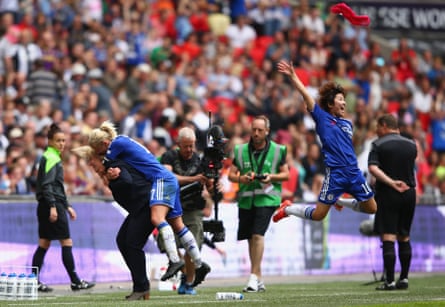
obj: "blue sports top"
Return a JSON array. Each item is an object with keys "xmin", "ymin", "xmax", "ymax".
[
  {"xmin": 104, "ymin": 135, "xmax": 174, "ymax": 181},
  {"xmin": 311, "ymin": 104, "xmax": 358, "ymax": 168}
]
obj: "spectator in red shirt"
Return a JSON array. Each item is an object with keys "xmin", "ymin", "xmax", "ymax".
[
  {"xmin": 16, "ymin": 11, "xmax": 38, "ymax": 41},
  {"xmin": 391, "ymin": 38, "xmax": 416, "ymax": 83},
  {"xmin": 172, "ymin": 32, "xmax": 202, "ymax": 63},
  {"xmin": 189, "ymin": 1, "xmax": 210, "ymax": 38}
]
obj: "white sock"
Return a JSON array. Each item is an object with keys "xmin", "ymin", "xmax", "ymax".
[
  {"xmin": 337, "ymin": 197, "xmax": 362, "ymax": 212},
  {"xmin": 248, "ymin": 273, "xmax": 258, "ymax": 283},
  {"xmin": 286, "ymin": 205, "xmax": 315, "ymax": 220},
  {"xmin": 178, "ymin": 227, "xmax": 202, "ymax": 268},
  {"xmin": 158, "ymin": 223, "xmax": 181, "ymax": 263}
]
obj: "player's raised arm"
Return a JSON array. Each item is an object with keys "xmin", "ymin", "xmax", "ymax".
[{"xmin": 277, "ymin": 60, "xmax": 315, "ymax": 112}]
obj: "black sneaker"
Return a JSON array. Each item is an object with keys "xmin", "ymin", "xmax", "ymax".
[
  {"xmin": 38, "ymin": 282, "xmax": 53, "ymax": 292},
  {"xmin": 125, "ymin": 290, "xmax": 150, "ymax": 300},
  {"xmin": 376, "ymin": 281, "xmax": 396, "ymax": 291},
  {"xmin": 192, "ymin": 262, "xmax": 211, "ymax": 287},
  {"xmin": 71, "ymin": 280, "xmax": 95, "ymax": 291},
  {"xmin": 161, "ymin": 260, "xmax": 185, "ymax": 281},
  {"xmin": 396, "ymin": 278, "xmax": 409, "ymax": 290}
]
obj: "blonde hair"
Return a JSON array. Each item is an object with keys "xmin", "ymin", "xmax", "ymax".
[
  {"xmin": 88, "ymin": 120, "xmax": 118, "ymax": 147},
  {"xmin": 71, "ymin": 145, "xmax": 96, "ymax": 161}
]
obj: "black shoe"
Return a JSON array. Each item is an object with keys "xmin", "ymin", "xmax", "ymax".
[
  {"xmin": 161, "ymin": 260, "xmax": 185, "ymax": 281},
  {"xmin": 396, "ymin": 278, "xmax": 409, "ymax": 290},
  {"xmin": 38, "ymin": 282, "xmax": 53, "ymax": 292},
  {"xmin": 71, "ymin": 280, "xmax": 95, "ymax": 291},
  {"xmin": 192, "ymin": 262, "xmax": 211, "ymax": 287},
  {"xmin": 376, "ymin": 281, "xmax": 396, "ymax": 291},
  {"xmin": 125, "ymin": 290, "xmax": 150, "ymax": 300}
]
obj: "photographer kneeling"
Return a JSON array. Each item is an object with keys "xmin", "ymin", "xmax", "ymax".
[{"xmin": 160, "ymin": 127, "xmax": 212, "ymax": 295}]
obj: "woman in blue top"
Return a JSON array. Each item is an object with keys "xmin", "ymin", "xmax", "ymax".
[
  {"xmin": 273, "ymin": 60, "xmax": 377, "ymax": 222},
  {"xmin": 88, "ymin": 121, "xmax": 210, "ymax": 286}
]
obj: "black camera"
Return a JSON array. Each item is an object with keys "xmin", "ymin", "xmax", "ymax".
[
  {"xmin": 201, "ymin": 121, "xmax": 227, "ymax": 242},
  {"xmin": 201, "ymin": 125, "xmax": 227, "ymax": 179},
  {"xmin": 254, "ymin": 174, "xmax": 267, "ymax": 180},
  {"xmin": 203, "ymin": 220, "xmax": 225, "ymax": 242},
  {"xmin": 180, "ymin": 181, "xmax": 205, "ymax": 211}
]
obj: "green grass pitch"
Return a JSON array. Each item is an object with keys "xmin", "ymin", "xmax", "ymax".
[{"xmin": 1, "ymin": 274, "xmax": 444, "ymax": 307}]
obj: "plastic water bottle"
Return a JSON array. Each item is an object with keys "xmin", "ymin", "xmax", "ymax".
[
  {"xmin": 23, "ymin": 274, "xmax": 33, "ymax": 300},
  {"xmin": 16, "ymin": 274, "xmax": 26, "ymax": 300},
  {"xmin": 0, "ymin": 272, "xmax": 7, "ymax": 299},
  {"xmin": 6, "ymin": 273, "xmax": 17, "ymax": 300},
  {"xmin": 216, "ymin": 292, "xmax": 244, "ymax": 300},
  {"xmin": 157, "ymin": 266, "xmax": 179, "ymax": 291},
  {"xmin": 25, "ymin": 273, "xmax": 38, "ymax": 300}
]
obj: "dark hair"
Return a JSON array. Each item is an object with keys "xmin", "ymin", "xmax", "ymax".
[
  {"xmin": 377, "ymin": 114, "xmax": 398, "ymax": 130},
  {"xmin": 47, "ymin": 123, "xmax": 62, "ymax": 140},
  {"xmin": 318, "ymin": 82, "xmax": 346, "ymax": 112}
]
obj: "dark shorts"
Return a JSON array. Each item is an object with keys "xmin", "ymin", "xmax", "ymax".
[
  {"xmin": 374, "ymin": 187, "xmax": 416, "ymax": 236},
  {"xmin": 237, "ymin": 206, "xmax": 276, "ymax": 241},
  {"xmin": 37, "ymin": 203, "xmax": 70, "ymax": 240}
]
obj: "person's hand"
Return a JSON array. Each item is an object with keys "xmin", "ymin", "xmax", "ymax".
[
  {"xmin": 196, "ymin": 174, "xmax": 207, "ymax": 185},
  {"xmin": 205, "ymin": 178, "xmax": 214, "ymax": 193},
  {"xmin": 277, "ymin": 60, "xmax": 297, "ymax": 78},
  {"xmin": 49, "ymin": 207, "xmax": 58, "ymax": 223},
  {"xmin": 392, "ymin": 180, "xmax": 410, "ymax": 193},
  {"xmin": 67, "ymin": 207, "xmax": 77, "ymax": 221},
  {"xmin": 260, "ymin": 173, "xmax": 271, "ymax": 184},
  {"xmin": 240, "ymin": 173, "xmax": 254, "ymax": 184},
  {"xmin": 106, "ymin": 167, "xmax": 121, "ymax": 180}
]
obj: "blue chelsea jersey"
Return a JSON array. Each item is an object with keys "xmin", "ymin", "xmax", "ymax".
[
  {"xmin": 105, "ymin": 135, "xmax": 174, "ymax": 181},
  {"xmin": 311, "ymin": 104, "xmax": 358, "ymax": 168}
]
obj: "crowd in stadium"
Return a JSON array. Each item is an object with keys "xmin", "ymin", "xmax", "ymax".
[{"xmin": 0, "ymin": 0, "xmax": 444, "ymax": 205}]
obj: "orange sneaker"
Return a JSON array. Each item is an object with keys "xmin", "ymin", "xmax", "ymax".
[{"xmin": 273, "ymin": 200, "xmax": 292, "ymax": 223}]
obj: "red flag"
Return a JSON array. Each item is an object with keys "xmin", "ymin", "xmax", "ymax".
[{"xmin": 330, "ymin": 3, "xmax": 370, "ymax": 27}]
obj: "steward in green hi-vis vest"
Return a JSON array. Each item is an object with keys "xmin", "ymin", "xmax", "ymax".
[{"xmin": 233, "ymin": 140, "xmax": 287, "ymax": 210}]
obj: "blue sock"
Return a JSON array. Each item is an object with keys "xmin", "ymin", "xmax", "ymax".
[
  {"xmin": 157, "ymin": 221, "xmax": 169, "ymax": 230},
  {"xmin": 304, "ymin": 207, "xmax": 315, "ymax": 219}
]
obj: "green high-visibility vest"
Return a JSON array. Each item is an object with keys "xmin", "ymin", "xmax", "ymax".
[{"xmin": 233, "ymin": 141, "xmax": 286, "ymax": 209}]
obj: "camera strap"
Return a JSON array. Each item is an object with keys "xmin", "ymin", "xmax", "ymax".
[{"xmin": 248, "ymin": 139, "xmax": 270, "ymax": 175}]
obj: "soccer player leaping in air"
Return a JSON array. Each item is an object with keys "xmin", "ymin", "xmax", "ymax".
[{"xmin": 273, "ymin": 60, "xmax": 377, "ymax": 222}]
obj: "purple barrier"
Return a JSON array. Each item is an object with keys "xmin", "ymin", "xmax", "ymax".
[
  {"xmin": 0, "ymin": 199, "xmax": 160, "ymax": 284},
  {"xmin": 0, "ymin": 199, "xmax": 444, "ymax": 284}
]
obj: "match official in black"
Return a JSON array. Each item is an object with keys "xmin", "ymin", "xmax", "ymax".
[{"xmin": 368, "ymin": 114, "xmax": 417, "ymax": 291}]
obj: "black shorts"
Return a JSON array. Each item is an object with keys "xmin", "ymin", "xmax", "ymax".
[
  {"xmin": 374, "ymin": 187, "xmax": 416, "ymax": 236},
  {"xmin": 37, "ymin": 203, "xmax": 71, "ymax": 240},
  {"xmin": 237, "ymin": 206, "xmax": 276, "ymax": 241}
]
